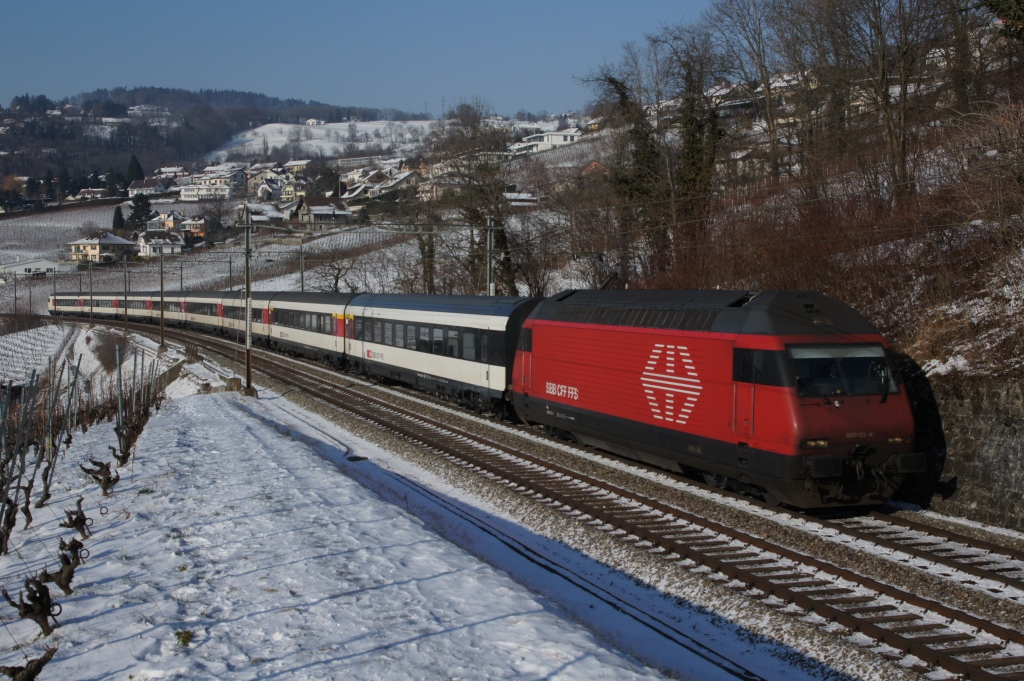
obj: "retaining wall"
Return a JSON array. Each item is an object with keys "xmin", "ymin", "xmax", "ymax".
[{"xmin": 900, "ymin": 374, "xmax": 1024, "ymax": 531}]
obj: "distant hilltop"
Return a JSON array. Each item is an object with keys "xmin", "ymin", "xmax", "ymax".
[{"xmin": 68, "ymin": 86, "xmax": 430, "ymax": 123}]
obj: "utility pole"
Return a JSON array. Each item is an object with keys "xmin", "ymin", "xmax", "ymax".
[
  {"xmin": 123, "ymin": 254, "xmax": 129, "ymax": 334},
  {"xmin": 179, "ymin": 258, "xmax": 183, "ymax": 290},
  {"xmin": 242, "ymin": 221, "xmax": 257, "ymax": 397},
  {"xmin": 228, "ymin": 255, "xmax": 233, "ymax": 290},
  {"xmin": 88, "ymin": 261, "xmax": 93, "ymax": 326},
  {"xmin": 299, "ymin": 238, "xmax": 304, "ymax": 293},
  {"xmin": 159, "ymin": 252, "xmax": 166, "ymax": 351},
  {"xmin": 485, "ymin": 216, "xmax": 495, "ymax": 297},
  {"xmin": 11, "ymin": 272, "xmax": 16, "ymax": 315}
]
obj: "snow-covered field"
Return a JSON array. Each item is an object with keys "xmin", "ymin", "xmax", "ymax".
[
  {"xmin": 206, "ymin": 121, "xmax": 431, "ymax": 162},
  {"xmin": 0, "ymin": 205, "xmax": 117, "ymax": 263},
  {"xmin": 0, "ymin": 325, "xmax": 74, "ymax": 385}
]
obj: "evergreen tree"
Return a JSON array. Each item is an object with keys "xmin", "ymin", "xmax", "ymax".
[
  {"xmin": 985, "ymin": 0, "xmax": 1024, "ymax": 41},
  {"xmin": 56, "ymin": 166, "xmax": 72, "ymax": 200},
  {"xmin": 126, "ymin": 193, "xmax": 152, "ymax": 233},
  {"xmin": 112, "ymin": 205, "xmax": 126, "ymax": 236},
  {"xmin": 126, "ymin": 154, "xmax": 145, "ymax": 183}
]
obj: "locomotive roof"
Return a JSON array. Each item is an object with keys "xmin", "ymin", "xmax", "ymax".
[
  {"xmin": 350, "ymin": 293, "xmax": 541, "ymax": 317},
  {"xmin": 530, "ymin": 290, "xmax": 879, "ymax": 336}
]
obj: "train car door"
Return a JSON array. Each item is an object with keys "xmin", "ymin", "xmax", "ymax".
[
  {"xmin": 732, "ymin": 347, "xmax": 754, "ymax": 439},
  {"xmin": 734, "ymin": 383, "xmax": 754, "ymax": 438}
]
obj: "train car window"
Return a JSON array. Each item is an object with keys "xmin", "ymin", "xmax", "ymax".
[
  {"xmin": 385, "ymin": 322, "xmax": 394, "ymax": 346},
  {"xmin": 462, "ymin": 330, "xmax": 476, "ymax": 361},
  {"xmin": 354, "ymin": 318, "xmax": 363, "ymax": 340},
  {"xmin": 224, "ymin": 306, "xmax": 243, "ymax": 320},
  {"xmin": 395, "ymin": 324, "xmax": 404, "ymax": 348},
  {"xmin": 418, "ymin": 326, "xmax": 430, "ymax": 352},
  {"xmin": 373, "ymin": 321, "xmax": 382, "ymax": 344},
  {"xmin": 481, "ymin": 332, "xmax": 489, "ymax": 363},
  {"xmin": 432, "ymin": 327, "xmax": 444, "ymax": 354},
  {"xmin": 407, "ymin": 325, "xmax": 416, "ymax": 350},
  {"xmin": 446, "ymin": 329, "xmax": 459, "ymax": 357},
  {"xmin": 164, "ymin": 302, "xmax": 181, "ymax": 312}
]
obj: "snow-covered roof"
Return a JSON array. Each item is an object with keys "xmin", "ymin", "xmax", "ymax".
[{"xmin": 68, "ymin": 232, "xmax": 136, "ymax": 246}]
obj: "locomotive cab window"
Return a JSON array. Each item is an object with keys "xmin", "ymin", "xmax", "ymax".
[{"xmin": 789, "ymin": 344, "xmax": 898, "ymax": 397}]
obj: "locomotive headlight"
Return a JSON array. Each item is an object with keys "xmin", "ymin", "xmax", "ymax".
[
  {"xmin": 887, "ymin": 436, "xmax": 909, "ymax": 445},
  {"xmin": 802, "ymin": 439, "xmax": 829, "ymax": 449}
]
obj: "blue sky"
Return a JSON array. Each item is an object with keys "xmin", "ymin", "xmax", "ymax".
[{"xmin": 0, "ymin": 0, "xmax": 709, "ymax": 117}]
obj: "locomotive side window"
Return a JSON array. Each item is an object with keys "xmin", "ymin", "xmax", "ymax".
[
  {"xmin": 789, "ymin": 344, "xmax": 898, "ymax": 397},
  {"xmin": 517, "ymin": 328, "xmax": 532, "ymax": 352},
  {"xmin": 733, "ymin": 349, "xmax": 791, "ymax": 386}
]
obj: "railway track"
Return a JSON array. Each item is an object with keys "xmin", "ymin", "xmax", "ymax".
[{"xmin": 101, "ymin": 321, "xmax": 1024, "ymax": 679}]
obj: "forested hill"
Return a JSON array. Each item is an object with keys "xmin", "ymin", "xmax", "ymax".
[
  {"xmin": 0, "ymin": 87, "xmax": 429, "ymax": 182},
  {"xmin": 70, "ymin": 87, "xmax": 429, "ymax": 123}
]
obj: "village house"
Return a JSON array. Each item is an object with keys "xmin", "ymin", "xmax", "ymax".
[
  {"xmin": 509, "ymin": 128, "xmax": 583, "ymax": 156},
  {"xmin": 68, "ymin": 232, "xmax": 137, "ymax": 262},
  {"xmin": 256, "ymin": 178, "xmax": 284, "ymax": 201},
  {"xmin": 280, "ymin": 178, "xmax": 310, "ymax": 202},
  {"xmin": 367, "ymin": 170, "xmax": 422, "ymax": 198},
  {"xmin": 127, "ymin": 179, "xmax": 169, "ymax": 197},
  {"xmin": 283, "ymin": 160, "xmax": 311, "ymax": 175},
  {"xmin": 73, "ymin": 188, "xmax": 111, "ymax": 201},
  {"xmin": 0, "ymin": 258, "xmax": 60, "ymax": 278},
  {"xmin": 148, "ymin": 211, "xmax": 187, "ymax": 231},
  {"xmin": 153, "ymin": 166, "xmax": 190, "ymax": 180},
  {"xmin": 291, "ymin": 197, "xmax": 352, "ymax": 231},
  {"xmin": 179, "ymin": 217, "xmax": 207, "ymax": 243},
  {"xmin": 239, "ymin": 203, "xmax": 286, "ymax": 228},
  {"xmin": 246, "ymin": 166, "xmax": 285, "ymax": 195},
  {"xmin": 180, "ymin": 184, "xmax": 233, "ymax": 201},
  {"xmin": 136, "ymin": 230, "xmax": 185, "ymax": 258}
]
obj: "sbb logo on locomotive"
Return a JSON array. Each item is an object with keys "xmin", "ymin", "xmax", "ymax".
[{"xmin": 642, "ymin": 343, "xmax": 703, "ymax": 425}]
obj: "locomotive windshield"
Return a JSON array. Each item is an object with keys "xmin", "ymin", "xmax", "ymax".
[{"xmin": 789, "ymin": 344, "xmax": 898, "ymax": 397}]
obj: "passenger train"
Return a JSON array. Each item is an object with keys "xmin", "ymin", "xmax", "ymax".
[{"xmin": 50, "ymin": 288, "xmax": 924, "ymax": 509}]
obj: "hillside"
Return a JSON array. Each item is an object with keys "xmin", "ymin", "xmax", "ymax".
[{"xmin": 0, "ymin": 87, "xmax": 429, "ymax": 182}]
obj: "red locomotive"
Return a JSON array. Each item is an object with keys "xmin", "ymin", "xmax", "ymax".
[{"xmin": 512, "ymin": 290, "xmax": 924, "ymax": 508}]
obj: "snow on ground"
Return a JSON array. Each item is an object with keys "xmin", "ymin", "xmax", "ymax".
[
  {"xmin": 0, "ymin": 325, "xmax": 74, "ymax": 385},
  {"xmin": 0, "ymin": 355, "xmax": 868, "ymax": 680},
  {"xmin": 206, "ymin": 121, "xmax": 430, "ymax": 162},
  {"xmin": 0, "ymin": 205, "xmax": 116, "ymax": 263}
]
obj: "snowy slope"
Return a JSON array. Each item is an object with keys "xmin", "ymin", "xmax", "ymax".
[{"xmin": 0, "ymin": 362, "xmax": 877, "ymax": 680}]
